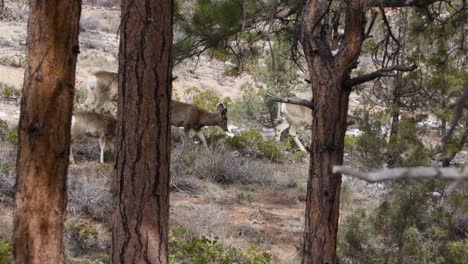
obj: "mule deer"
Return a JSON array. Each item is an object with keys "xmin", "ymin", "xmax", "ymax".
[
  {"xmin": 171, "ymin": 101, "xmax": 228, "ymax": 147},
  {"xmin": 70, "ymin": 111, "xmax": 117, "ymax": 164},
  {"xmin": 83, "ymin": 70, "xmax": 118, "ymax": 111},
  {"xmin": 275, "ymin": 100, "xmax": 357, "ymax": 152},
  {"xmin": 275, "ymin": 102, "xmax": 312, "ymax": 152}
]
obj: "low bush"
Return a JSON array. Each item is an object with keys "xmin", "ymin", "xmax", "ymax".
[
  {"xmin": 80, "ymin": 16, "xmax": 102, "ymax": 31},
  {"xmin": 225, "ymin": 129, "xmax": 283, "ymax": 161},
  {"xmin": 65, "ymin": 218, "xmax": 100, "ymax": 255},
  {"xmin": 0, "ymin": 83, "xmax": 21, "ymax": 99},
  {"xmin": 0, "ymin": 56, "xmax": 25, "ymax": 68},
  {"xmin": 67, "ymin": 165, "xmax": 113, "ymax": 221},
  {"xmin": 171, "ymin": 143, "xmax": 273, "ymax": 185},
  {"xmin": 0, "ymin": 235, "xmax": 11, "ymax": 264},
  {"xmin": 169, "ymin": 226, "xmax": 271, "ymax": 264}
]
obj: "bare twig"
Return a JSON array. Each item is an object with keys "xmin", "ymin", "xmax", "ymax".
[{"xmin": 333, "ymin": 166, "xmax": 468, "ymax": 183}]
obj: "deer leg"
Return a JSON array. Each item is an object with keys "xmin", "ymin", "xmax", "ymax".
[
  {"xmin": 275, "ymin": 120, "xmax": 290, "ymax": 141},
  {"xmin": 99, "ymin": 136, "xmax": 105, "ymax": 164},
  {"xmin": 289, "ymin": 125, "xmax": 307, "ymax": 152},
  {"xmin": 69, "ymin": 144, "xmax": 75, "ymax": 164},
  {"xmin": 195, "ymin": 130, "xmax": 208, "ymax": 148},
  {"xmin": 183, "ymin": 127, "xmax": 191, "ymax": 146}
]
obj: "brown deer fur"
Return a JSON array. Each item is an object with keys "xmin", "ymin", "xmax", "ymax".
[
  {"xmin": 83, "ymin": 70, "xmax": 118, "ymax": 111},
  {"xmin": 70, "ymin": 111, "xmax": 116, "ymax": 164},
  {"xmin": 171, "ymin": 100, "xmax": 228, "ymax": 146}
]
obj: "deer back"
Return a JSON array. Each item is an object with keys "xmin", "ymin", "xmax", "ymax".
[
  {"xmin": 171, "ymin": 101, "xmax": 228, "ymax": 131},
  {"xmin": 71, "ymin": 111, "xmax": 117, "ymax": 140},
  {"xmin": 282, "ymin": 103, "xmax": 313, "ymax": 127},
  {"xmin": 84, "ymin": 71, "xmax": 118, "ymax": 109}
]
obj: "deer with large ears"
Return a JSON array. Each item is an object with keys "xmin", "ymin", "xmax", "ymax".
[
  {"xmin": 83, "ymin": 70, "xmax": 118, "ymax": 111},
  {"xmin": 70, "ymin": 111, "xmax": 116, "ymax": 164},
  {"xmin": 171, "ymin": 100, "xmax": 228, "ymax": 147}
]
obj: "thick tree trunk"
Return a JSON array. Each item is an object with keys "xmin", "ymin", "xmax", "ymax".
[
  {"xmin": 13, "ymin": 1, "xmax": 81, "ymax": 263},
  {"xmin": 301, "ymin": 73, "xmax": 351, "ymax": 264},
  {"xmin": 111, "ymin": 0, "xmax": 173, "ymax": 263},
  {"xmin": 300, "ymin": 0, "xmax": 364, "ymax": 263}
]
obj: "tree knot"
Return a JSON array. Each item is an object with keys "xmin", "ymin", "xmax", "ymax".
[{"xmin": 27, "ymin": 121, "xmax": 41, "ymax": 134}]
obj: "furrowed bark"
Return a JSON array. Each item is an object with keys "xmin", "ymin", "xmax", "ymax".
[
  {"xmin": 111, "ymin": 0, "xmax": 173, "ymax": 263},
  {"xmin": 300, "ymin": 0, "xmax": 364, "ymax": 263},
  {"xmin": 13, "ymin": 0, "xmax": 82, "ymax": 263}
]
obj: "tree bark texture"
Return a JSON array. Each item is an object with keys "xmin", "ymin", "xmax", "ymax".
[
  {"xmin": 111, "ymin": 0, "xmax": 173, "ymax": 263},
  {"xmin": 300, "ymin": 0, "xmax": 365, "ymax": 263},
  {"xmin": 13, "ymin": 1, "xmax": 82, "ymax": 263}
]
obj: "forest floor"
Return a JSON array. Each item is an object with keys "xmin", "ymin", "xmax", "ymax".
[{"xmin": 1, "ymin": 2, "xmax": 466, "ymax": 263}]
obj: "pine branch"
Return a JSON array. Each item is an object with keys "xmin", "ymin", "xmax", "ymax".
[
  {"xmin": 344, "ymin": 64, "xmax": 417, "ymax": 88},
  {"xmin": 368, "ymin": 0, "xmax": 438, "ymax": 8},
  {"xmin": 269, "ymin": 96, "xmax": 314, "ymax": 109},
  {"xmin": 333, "ymin": 166, "xmax": 468, "ymax": 182}
]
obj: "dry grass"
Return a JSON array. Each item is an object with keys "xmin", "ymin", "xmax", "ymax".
[
  {"xmin": 0, "ymin": 1, "xmax": 28, "ymax": 22},
  {"xmin": 171, "ymin": 143, "xmax": 274, "ymax": 187},
  {"xmin": 67, "ymin": 163, "xmax": 113, "ymax": 222},
  {"xmin": 80, "ymin": 15, "xmax": 103, "ymax": 32}
]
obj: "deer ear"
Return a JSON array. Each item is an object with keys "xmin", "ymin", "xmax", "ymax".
[
  {"xmin": 217, "ymin": 103, "xmax": 225, "ymax": 113},
  {"xmin": 221, "ymin": 108, "xmax": 227, "ymax": 116}
]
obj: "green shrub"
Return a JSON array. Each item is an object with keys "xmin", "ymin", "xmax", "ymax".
[
  {"xmin": 205, "ymin": 128, "xmax": 228, "ymax": 146},
  {"xmin": 225, "ymin": 128, "xmax": 283, "ymax": 161},
  {"xmin": 65, "ymin": 219, "xmax": 99, "ymax": 252},
  {"xmin": 293, "ymin": 151, "xmax": 307, "ymax": 161},
  {"xmin": 229, "ymin": 83, "xmax": 270, "ymax": 127},
  {"xmin": 338, "ymin": 180, "xmax": 465, "ymax": 263},
  {"xmin": 184, "ymin": 87, "xmax": 231, "ymax": 112},
  {"xmin": 344, "ymin": 135, "xmax": 359, "ymax": 152},
  {"xmin": 0, "ymin": 235, "xmax": 11, "ymax": 264},
  {"xmin": 236, "ymin": 192, "xmax": 255, "ymax": 204},
  {"xmin": 0, "ymin": 56, "xmax": 25, "ymax": 68},
  {"xmin": 210, "ymin": 47, "xmax": 231, "ymax": 62},
  {"xmin": 4, "ymin": 128, "xmax": 18, "ymax": 145},
  {"xmin": 169, "ymin": 226, "xmax": 271, "ymax": 264},
  {"xmin": 443, "ymin": 239, "xmax": 468, "ymax": 264},
  {"xmin": 0, "ymin": 83, "xmax": 21, "ymax": 98},
  {"xmin": 223, "ymin": 66, "xmax": 241, "ymax": 77}
]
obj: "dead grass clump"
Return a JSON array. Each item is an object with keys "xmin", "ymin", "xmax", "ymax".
[
  {"xmin": 67, "ymin": 164, "xmax": 113, "ymax": 222},
  {"xmin": 194, "ymin": 144, "xmax": 273, "ymax": 185},
  {"xmin": 80, "ymin": 15, "xmax": 102, "ymax": 31},
  {"xmin": 175, "ymin": 203, "xmax": 226, "ymax": 238},
  {"xmin": 0, "ymin": 2, "xmax": 28, "ymax": 22},
  {"xmin": 83, "ymin": 0, "xmax": 119, "ymax": 8},
  {"xmin": 0, "ymin": 142, "xmax": 16, "ymax": 204},
  {"xmin": 171, "ymin": 143, "xmax": 274, "ymax": 185}
]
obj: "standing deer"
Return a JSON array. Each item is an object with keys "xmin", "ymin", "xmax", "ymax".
[
  {"xmin": 275, "ymin": 102, "xmax": 312, "ymax": 152},
  {"xmin": 171, "ymin": 101, "xmax": 228, "ymax": 147},
  {"xmin": 83, "ymin": 70, "xmax": 118, "ymax": 111},
  {"xmin": 275, "ymin": 100, "xmax": 357, "ymax": 152},
  {"xmin": 70, "ymin": 111, "xmax": 117, "ymax": 164}
]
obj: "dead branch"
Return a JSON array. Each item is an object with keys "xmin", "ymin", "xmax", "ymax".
[
  {"xmin": 344, "ymin": 64, "xmax": 417, "ymax": 88},
  {"xmin": 368, "ymin": 0, "xmax": 438, "ymax": 8},
  {"xmin": 269, "ymin": 96, "xmax": 314, "ymax": 109},
  {"xmin": 333, "ymin": 165, "xmax": 468, "ymax": 183}
]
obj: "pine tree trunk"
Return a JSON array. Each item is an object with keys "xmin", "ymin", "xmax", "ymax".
[
  {"xmin": 300, "ymin": 0, "xmax": 364, "ymax": 262},
  {"xmin": 111, "ymin": 0, "xmax": 173, "ymax": 263},
  {"xmin": 301, "ymin": 70, "xmax": 351, "ymax": 264},
  {"xmin": 13, "ymin": 1, "xmax": 82, "ymax": 263}
]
